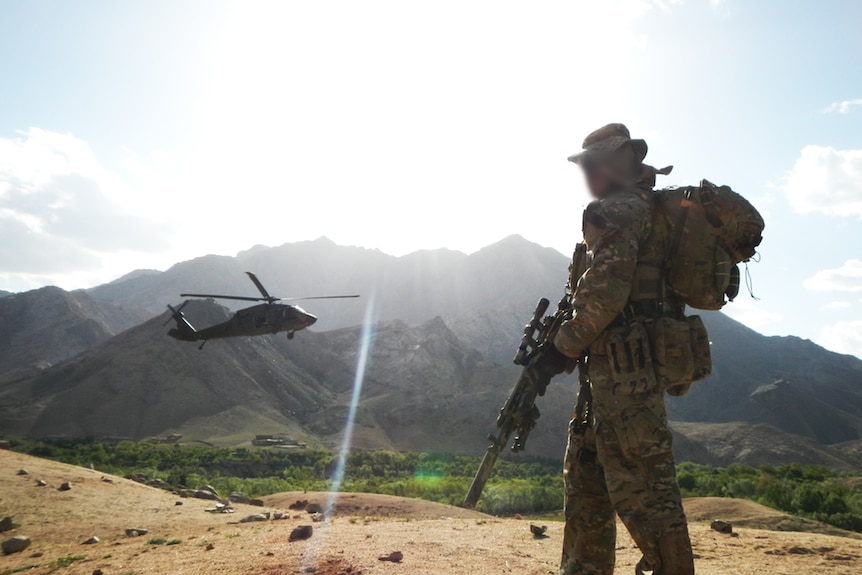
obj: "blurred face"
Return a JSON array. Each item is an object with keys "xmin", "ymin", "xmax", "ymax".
[{"xmin": 582, "ymin": 161, "xmax": 613, "ymax": 199}]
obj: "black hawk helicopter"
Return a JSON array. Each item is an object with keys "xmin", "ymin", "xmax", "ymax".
[{"xmin": 166, "ymin": 272, "xmax": 359, "ymax": 349}]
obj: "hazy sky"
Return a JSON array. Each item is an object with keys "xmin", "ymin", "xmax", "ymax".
[{"xmin": 1, "ymin": 0, "xmax": 861, "ymax": 358}]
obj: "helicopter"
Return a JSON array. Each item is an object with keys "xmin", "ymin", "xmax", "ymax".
[{"xmin": 166, "ymin": 272, "xmax": 359, "ymax": 349}]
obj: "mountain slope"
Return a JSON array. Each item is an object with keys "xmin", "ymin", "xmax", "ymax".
[
  {"xmin": 87, "ymin": 235, "xmax": 569, "ymax": 332},
  {"xmin": 667, "ymin": 312, "xmax": 862, "ymax": 444},
  {"xmin": 0, "ymin": 286, "xmax": 147, "ymax": 377},
  {"xmin": 0, "ymin": 300, "xmax": 579, "ymax": 458}
]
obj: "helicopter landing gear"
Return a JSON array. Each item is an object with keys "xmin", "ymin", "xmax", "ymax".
[{"xmin": 287, "ymin": 331, "xmax": 295, "ymax": 340}]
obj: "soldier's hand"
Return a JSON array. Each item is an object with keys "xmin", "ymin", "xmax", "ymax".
[{"xmin": 528, "ymin": 344, "xmax": 570, "ymax": 396}]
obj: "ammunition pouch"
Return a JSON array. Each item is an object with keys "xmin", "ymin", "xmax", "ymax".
[
  {"xmin": 651, "ymin": 315, "xmax": 711, "ymax": 396},
  {"xmin": 605, "ymin": 321, "xmax": 658, "ymax": 395}
]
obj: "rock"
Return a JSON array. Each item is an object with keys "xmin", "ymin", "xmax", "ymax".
[
  {"xmin": 2, "ymin": 536, "xmax": 31, "ymax": 554},
  {"xmin": 175, "ymin": 501, "xmax": 183, "ymax": 506},
  {"xmin": 530, "ymin": 524, "xmax": 548, "ymax": 538},
  {"xmin": 200, "ymin": 485, "xmax": 219, "ymax": 496},
  {"xmin": 82, "ymin": 536, "xmax": 99, "ymax": 545},
  {"xmin": 311, "ymin": 513, "xmax": 325, "ymax": 523},
  {"xmin": 35, "ymin": 479, "xmax": 47, "ymax": 487},
  {"xmin": 710, "ymin": 520, "xmax": 733, "ymax": 534},
  {"xmin": 148, "ymin": 478, "xmax": 172, "ymax": 490},
  {"xmin": 378, "ymin": 551, "xmax": 404, "ymax": 563},
  {"xmin": 273, "ymin": 512, "xmax": 287, "ymax": 520},
  {"xmin": 30, "ymin": 551, "xmax": 43, "ymax": 558},
  {"xmin": 125, "ymin": 528, "xmax": 149, "ymax": 537},
  {"xmin": 0, "ymin": 440, "xmax": 11, "ymax": 450},
  {"xmin": 250, "ymin": 498, "xmax": 265, "ymax": 507},
  {"xmin": 195, "ymin": 490, "xmax": 219, "ymax": 501},
  {"xmin": 58, "ymin": 482, "xmax": 72, "ymax": 492},
  {"xmin": 0, "ymin": 517, "xmax": 13, "ymax": 533},
  {"xmin": 513, "ymin": 513, "xmax": 523, "ymax": 520},
  {"xmin": 93, "ymin": 570, "xmax": 104, "ymax": 575},
  {"xmin": 101, "ymin": 476, "xmax": 113, "ymax": 483},
  {"xmin": 239, "ymin": 514, "xmax": 268, "ymax": 523},
  {"xmin": 305, "ymin": 502, "xmax": 323, "ymax": 514},
  {"xmin": 289, "ymin": 499, "xmax": 309, "ymax": 510},
  {"xmin": 16, "ymin": 469, "xmax": 28, "ymax": 476},
  {"xmin": 228, "ymin": 491, "xmax": 250, "ymax": 504},
  {"xmin": 289, "ymin": 525, "xmax": 313, "ymax": 542},
  {"xmin": 205, "ymin": 543, "xmax": 215, "ymax": 551}
]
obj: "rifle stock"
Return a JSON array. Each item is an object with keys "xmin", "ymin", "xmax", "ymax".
[{"xmin": 463, "ymin": 243, "xmax": 589, "ymax": 510}]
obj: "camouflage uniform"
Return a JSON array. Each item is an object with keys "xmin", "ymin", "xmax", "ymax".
[{"xmin": 553, "ymin": 124, "xmax": 694, "ymax": 575}]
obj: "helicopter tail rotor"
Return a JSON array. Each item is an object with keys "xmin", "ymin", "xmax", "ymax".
[{"xmin": 165, "ymin": 301, "xmax": 199, "ymax": 341}]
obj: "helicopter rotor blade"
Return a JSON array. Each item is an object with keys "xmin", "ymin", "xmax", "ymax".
[
  {"xmin": 245, "ymin": 272, "xmax": 276, "ymax": 302},
  {"xmin": 179, "ymin": 293, "xmax": 266, "ymax": 302},
  {"xmin": 281, "ymin": 295, "xmax": 361, "ymax": 301}
]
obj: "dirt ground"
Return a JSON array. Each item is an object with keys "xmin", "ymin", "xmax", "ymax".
[{"xmin": 2, "ymin": 450, "xmax": 861, "ymax": 575}]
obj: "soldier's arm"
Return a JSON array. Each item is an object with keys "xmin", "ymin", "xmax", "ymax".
[{"xmin": 553, "ymin": 194, "xmax": 650, "ymax": 358}]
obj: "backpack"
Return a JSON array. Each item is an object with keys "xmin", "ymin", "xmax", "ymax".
[{"xmin": 654, "ymin": 180, "xmax": 764, "ymax": 311}]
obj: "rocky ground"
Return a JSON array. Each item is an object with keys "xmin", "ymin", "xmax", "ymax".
[{"xmin": 2, "ymin": 450, "xmax": 861, "ymax": 574}]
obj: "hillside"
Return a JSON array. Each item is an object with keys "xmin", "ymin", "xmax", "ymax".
[
  {"xmin": 0, "ymin": 286, "xmax": 147, "ymax": 377},
  {"xmin": 0, "ymin": 300, "xmax": 579, "ymax": 459},
  {"xmin": 2, "ymin": 451, "xmax": 861, "ymax": 575},
  {"xmin": 2, "ymin": 235, "xmax": 862, "ymax": 466},
  {"xmin": 86, "ymin": 235, "xmax": 568, "ymax": 332}
]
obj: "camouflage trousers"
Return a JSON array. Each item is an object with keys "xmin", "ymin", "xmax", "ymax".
[{"xmin": 560, "ymin": 357, "xmax": 694, "ymax": 575}]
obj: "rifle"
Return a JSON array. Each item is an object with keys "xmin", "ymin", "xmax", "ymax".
[{"xmin": 463, "ymin": 243, "xmax": 589, "ymax": 509}]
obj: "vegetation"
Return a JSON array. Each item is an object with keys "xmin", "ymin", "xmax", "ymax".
[
  {"xmin": 676, "ymin": 462, "xmax": 862, "ymax": 532},
  {"xmin": 8, "ymin": 438, "xmax": 862, "ymax": 532},
  {"xmin": 47, "ymin": 555, "xmax": 87, "ymax": 572}
]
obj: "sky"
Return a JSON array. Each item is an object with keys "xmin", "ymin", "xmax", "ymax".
[{"xmin": 0, "ymin": 0, "xmax": 861, "ymax": 358}]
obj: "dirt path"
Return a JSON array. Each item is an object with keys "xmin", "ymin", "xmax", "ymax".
[{"xmin": 2, "ymin": 451, "xmax": 861, "ymax": 574}]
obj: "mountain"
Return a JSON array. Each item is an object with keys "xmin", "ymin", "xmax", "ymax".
[
  {"xmin": 670, "ymin": 422, "xmax": 862, "ymax": 472},
  {"xmin": 0, "ymin": 299, "xmax": 578, "ymax": 459},
  {"xmin": 87, "ymin": 235, "xmax": 569, "ymax": 332},
  {"xmin": 668, "ymin": 312, "xmax": 862, "ymax": 444},
  {"xmin": 0, "ymin": 286, "xmax": 147, "ymax": 377},
  {"xmin": 3, "ymin": 235, "xmax": 862, "ymax": 468}
]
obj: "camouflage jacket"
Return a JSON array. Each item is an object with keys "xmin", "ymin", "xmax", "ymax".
[{"xmin": 554, "ymin": 186, "xmax": 657, "ymax": 358}]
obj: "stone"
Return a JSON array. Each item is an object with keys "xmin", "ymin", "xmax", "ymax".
[
  {"xmin": 250, "ymin": 498, "xmax": 265, "ymax": 507},
  {"xmin": 710, "ymin": 520, "xmax": 733, "ymax": 534},
  {"xmin": 311, "ymin": 513, "xmax": 325, "ymax": 523},
  {"xmin": 2, "ymin": 536, "xmax": 31, "ymax": 555},
  {"xmin": 305, "ymin": 502, "xmax": 323, "ymax": 514},
  {"xmin": 200, "ymin": 485, "xmax": 219, "ymax": 496},
  {"xmin": 175, "ymin": 501, "xmax": 183, "ymax": 506},
  {"xmin": 205, "ymin": 543, "xmax": 214, "ymax": 551},
  {"xmin": 35, "ymin": 479, "xmax": 47, "ymax": 487},
  {"xmin": 239, "ymin": 514, "xmax": 268, "ymax": 523},
  {"xmin": 82, "ymin": 536, "xmax": 99, "ymax": 545},
  {"xmin": 125, "ymin": 528, "xmax": 149, "ymax": 537},
  {"xmin": 273, "ymin": 512, "xmax": 287, "ymax": 520},
  {"xmin": 16, "ymin": 469, "xmax": 28, "ymax": 476},
  {"xmin": 0, "ymin": 440, "xmax": 11, "ymax": 450},
  {"xmin": 195, "ymin": 490, "xmax": 219, "ymax": 501},
  {"xmin": 0, "ymin": 517, "xmax": 13, "ymax": 533},
  {"xmin": 93, "ymin": 570, "xmax": 104, "ymax": 575},
  {"xmin": 228, "ymin": 491, "xmax": 250, "ymax": 505},
  {"xmin": 530, "ymin": 524, "xmax": 548, "ymax": 538},
  {"xmin": 288, "ymin": 499, "xmax": 308, "ymax": 510},
  {"xmin": 58, "ymin": 482, "xmax": 72, "ymax": 492},
  {"xmin": 289, "ymin": 525, "xmax": 313, "ymax": 542},
  {"xmin": 378, "ymin": 551, "xmax": 404, "ymax": 563}
]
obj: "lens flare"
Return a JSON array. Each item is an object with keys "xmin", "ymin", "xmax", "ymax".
[{"xmin": 300, "ymin": 294, "xmax": 376, "ymax": 570}]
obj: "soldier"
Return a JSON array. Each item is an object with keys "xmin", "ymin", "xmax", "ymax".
[{"xmin": 544, "ymin": 124, "xmax": 695, "ymax": 575}]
